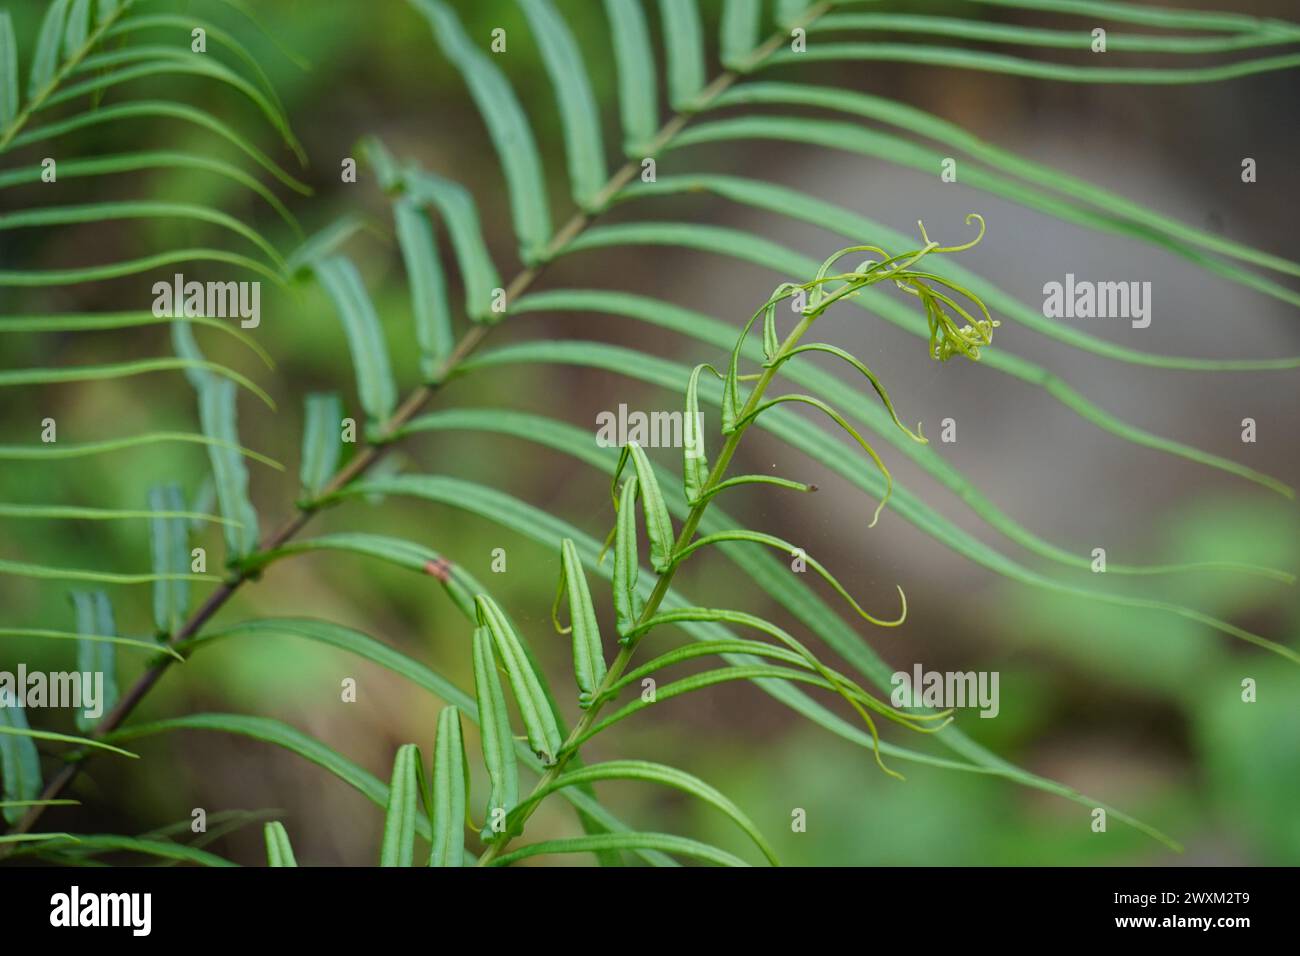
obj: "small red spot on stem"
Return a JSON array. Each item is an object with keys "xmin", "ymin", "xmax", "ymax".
[{"xmin": 423, "ymin": 558, "xmax": 453, "ymax": 582}]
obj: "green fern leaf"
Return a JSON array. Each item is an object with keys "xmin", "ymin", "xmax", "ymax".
[
  {"xmin": 0, "ymin": 703, "xmax": 42, "ymax": 825},
  {"xmin": 380, "ymin": 744, "xmax": 428, "ymax": 867},
  {"xmin": 429, "ymin": 707, "xmax": 467, "ymax": 867},
  {"xmin": 311, "ymin": 256, "xmax": 398, "ymax": 428},
  {"xmin": 410, "ymin": 0, "xmax": 551, "ymax": 262},
  {"xmin": 69, "ymin": 589, "xmax": 118, "ymax": 731},
  {"xmin": 519, "ymin": 0, "xmax": 606, "ymax": 208},
  {"xmin": 658, "ymin": 0, "xmax": 706, "ymax": 109},
  {"xmin": 601, "ymin": 0, "xmax": 658, "ymax": 154},
  {"xmin": 264, "ymin": 821, "xmax": 297, "ymax": 867}
]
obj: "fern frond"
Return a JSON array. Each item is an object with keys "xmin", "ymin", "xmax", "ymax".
[
  {"xmin": 621, "ymin": 171, "xmax": 1300, "ymax": 357},
  {"xmin": 68, "ymin": 590, "xmax": 118, "ymax": 731},
  {"xmin": 263, "ymin": 821, "xmax": 297, "ymax": 867},
  {"xmin": 519, "ymin": 0, "xmax": 606, "ymax": 208},
  {"xmin": 380, "ymin": 743, "xmax": 429, "ymax": 867},
  {"xmin": 109, "ymin": 712, "xmax": 438, "ymax": 841},
  {"xmin": 0, "ymin": 627, "xmax": 184, "ymax": 658},
  {"xmin": 510, "ymin": 292, "xmax": 1295, "ymax": 577},
  {"xmin": 814, "ymin": 13, "xmax": 1294, "ymax": 54},
  {"xmin": 766, "ymin": 41, "xmax": 1300, "ymax": 82},
  {"xmin": 428, "ymin": 706, "xmax": 467, "ymax": 866},
  {"xmin": 319, "ymin": 471, "xmax": 1177, "ymax": 848},
  {"xmin": 0, "ymin": 704, "xmax": 41, "ymax": 825},
  {"xmin": 484, "ymin": 832, "xmax": 748, "ymax": 868},
  {"xmin": 409, "ymin": 0, "xmax": 551, "ymax": 261},
  {"xmin": 973, "ymin": 0, "xmax": 1299, "ymax": 34},
  {"xmin": 548, "ymin": 226, "xmax": 1294, "ymax": 492},
  {"xmin": 4, "ymin": 834, "xmax": 234, "ymax": 866},
  {"xmin": 602, "ymin": 0, "xmax": 658, "ymax": 154},
  {"xmin": 679, "ymin": 102, "xmax": 1300, "ymax": 303},
  {"xmin": 308, "ymin": 255, "xmax": 399, "ymax": 428},
  {"xmin": 1, "ymin": 0, "xmax": 297, "ymax": 598},
  {"xmin": 451, "ymin": 343, "xmax": 1296, "ymax": 662},
  {"xmin": 183, "ymin": 621, "xmax": 677, "ymax": 866},
  {"xmin": 147, "ymin": 484, "xmax": 190, "ymax": 636},
  {"xmin": 503, "ymin": 759, "xmax": 779, "ymax": 865}
]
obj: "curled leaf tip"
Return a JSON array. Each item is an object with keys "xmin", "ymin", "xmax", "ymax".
[
  {"xmin": 925, "ymin": 212, "xmax": 987, "ymax": 253},
  {"xmin": 865, "ymin": 585, "xmax": 908, "ymax": 628},
  {"xmin": 915, "ymin": 219, "xmax": 937, "ymax": 249},
  {"xmin": 894, "ymin": 586, "xmax": 908, "ymax": 625}
]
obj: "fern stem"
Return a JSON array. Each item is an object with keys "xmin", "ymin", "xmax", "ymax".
[{"xmin": 1, "ymin": 0, "xmax": 836, "ymax": 854}]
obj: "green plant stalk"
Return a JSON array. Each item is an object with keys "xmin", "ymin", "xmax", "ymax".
[
  {"xmin": 478, "ymin": 309, "xmax": 821, "ymax": 866},
  {"xmin": 2, "ymin": 0, "xmax": 837, "ymax": 852}
]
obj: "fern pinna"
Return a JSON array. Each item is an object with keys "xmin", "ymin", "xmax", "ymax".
[{"xmin": 1, "ymin": 0, "xmax": 1297, "ymax": 865}]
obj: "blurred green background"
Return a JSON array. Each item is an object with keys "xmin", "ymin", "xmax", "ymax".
[{"xmin": 1, "ymin": 0, "xmax": 1297, "ymax": 865}]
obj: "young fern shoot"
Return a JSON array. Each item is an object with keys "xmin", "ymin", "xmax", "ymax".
[{"xmin": 468, "ymin": 218, "xmax": 998, "ymax": 866}]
